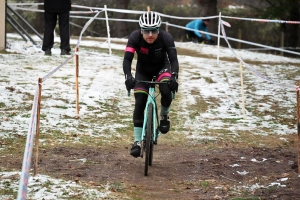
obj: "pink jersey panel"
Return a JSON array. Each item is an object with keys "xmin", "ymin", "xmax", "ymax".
[
  {"xmin": 157, "ymin": 72, "xmax": 171, "ymax": 82},
  {"xmin": 125, "ymin": 47, "xmax": 135, "ymax": 53}
]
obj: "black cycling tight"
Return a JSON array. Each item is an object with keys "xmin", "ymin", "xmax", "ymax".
[{"xmin": 133, "ymin": 83, "xmax": 172, "ymax": 127}]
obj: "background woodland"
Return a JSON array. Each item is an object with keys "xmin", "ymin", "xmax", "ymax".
[{"xmin": 6, "ymin": 0, "xmax": 300, "ymax": 54}]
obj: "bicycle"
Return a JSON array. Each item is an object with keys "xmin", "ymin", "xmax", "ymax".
[{"xmin": 128, "ymin": 77, "xmax": 174, "ymax": 176}]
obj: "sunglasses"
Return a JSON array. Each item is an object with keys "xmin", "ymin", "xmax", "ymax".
[{"xmin": 141, "ymin": 28, "xmax": 159, "ymax": 35}]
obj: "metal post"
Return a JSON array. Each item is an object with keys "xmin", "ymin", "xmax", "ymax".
[
  {"xmin": 6, "ymin": 18, "xmax": 28, "ymax": 42},
  {"xmin": 104, "ymin": 5, "xmax": 111, "ymax": 55},
  {"xmin": 217, "ymin": 12, "xmax": 221, "ymax": 65},
  {"xmin": 6, "ymin": 13, "xmax": 37, "ymax": 45},
  {"xmin": 7, "ymin": 5, "xmax": 43, "ymax": 40}
]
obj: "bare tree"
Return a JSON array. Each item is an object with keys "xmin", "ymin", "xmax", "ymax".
[
  {"xmin": 251, "ymin": 0, "xmax": 300, "ymax": 48},
  {"xmin": 37, "ymin": 0, "xmax": 44, "ymax": 34},
  {"xmin": 196, "ymin": 0, "xmax": 218, "ymax": 37},
  {"xmin": 114, "ymin": 0, "xmax": 131, "ymax": 38}
]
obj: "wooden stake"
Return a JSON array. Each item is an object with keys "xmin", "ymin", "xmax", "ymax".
[
  {"xmin": 166, "ymin": 21, "xmax": 169, "ymax": 32},
  {"xmin": 239, "ymin": 61, "xmax": 246, "ymax": 119},
  {"xmin": 297, "ymin": 82, "xmax": 300, "ymax": 173},
  {"xmin": 34, "ymin": 78, "xmax": 42, "ymax": 176},
  {"xmin": 147, "ymin": 6, "xmax": 150, "ymax": 11},
  {"xmin": 75, "ymin": 47, "xmax": 79, "ymax": 117},
  {"xmin": 238, "ymin": 29, "xmax": 242, "ymax": 49},
  {"xmin": 280, "ymin": 32, "xmax": 284, "ymax": 56}
]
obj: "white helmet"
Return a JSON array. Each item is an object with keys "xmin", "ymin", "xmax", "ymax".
[{"xmin": 139, "ymin": 11, "xmax": 161, "ymax": 28}]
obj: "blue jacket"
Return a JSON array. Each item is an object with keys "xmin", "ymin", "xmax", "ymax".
[{"xmin": 186, "ymin": 19, "xmax": 211, "ymax": 40}]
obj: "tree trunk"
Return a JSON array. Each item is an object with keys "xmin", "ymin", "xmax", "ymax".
[
  {"xmin": 197, "ymin": 0, "xmax": 218, "ymax": 38},
  {"xmin": 37, "ymin": 0, "xmax": 44, "ymax": 34},
  {"xmin": 285, "ymin": 0, "xmax": 299, "ymax": 48},
  {"xmin": 114, "ymin": 0, "xmax": 130, "ymax": 38}
]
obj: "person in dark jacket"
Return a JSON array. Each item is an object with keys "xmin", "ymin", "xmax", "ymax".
[
  {"xmin": 42, "ymin": 0, "xmax": 71, "ymax": 56},
  {"xmin": 185, "ymin": 18, "xmax": 214, "ymax": 44}
]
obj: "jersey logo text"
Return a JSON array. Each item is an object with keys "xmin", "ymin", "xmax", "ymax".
[{"xmin": 140, "ymin": 47, "xmax": 149, "ymax": 54}]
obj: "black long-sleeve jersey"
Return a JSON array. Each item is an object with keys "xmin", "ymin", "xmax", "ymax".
[{"xmin": 123, "ymin": 29, "xmax": 179, "ymax": 77}]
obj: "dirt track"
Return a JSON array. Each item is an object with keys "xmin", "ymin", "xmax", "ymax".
[{"xmin": 3, "ymin": 142, "xmax": 299, "ymax": 200}]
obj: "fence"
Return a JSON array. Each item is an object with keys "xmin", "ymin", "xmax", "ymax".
[
  {"xmin": 16, "ymin": 9, "xmax": 102, "ymax": 200},
  {"xmin": 2, "ymin": 3, "xmax": 299, "ymax": 199},
  {"xmin": 7, "ymin": 3, "xmax": 300, "ymax": 58}
]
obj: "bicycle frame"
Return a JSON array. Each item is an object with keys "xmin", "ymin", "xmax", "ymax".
[
  {"xmin": 141, "ymin": 83, "xmax": 160, "ymax": 147},
  {"xmin": 127, "ymin": 80, "xmax": 164, "ymax": 148},
  {"xmin": 128, "ymin": 79, "xmax": 174, "ymax": 176}
]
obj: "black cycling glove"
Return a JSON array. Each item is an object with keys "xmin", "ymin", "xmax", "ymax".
[
  {"xmin": 125, "ymin": 74, "xmax": 135, "ymax": 91},
  {"xmin": 169, "ymin": 72, "xmax": 178, "ymax": 92}
]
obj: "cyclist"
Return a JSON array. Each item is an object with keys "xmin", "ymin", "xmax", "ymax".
[
  {"xmin": 185, "ymin": 18, "xmax": 214, "ymax": 44},
  {"xmin": 123, "ymin": 11, "xmax": 179, "ymax": 158}
]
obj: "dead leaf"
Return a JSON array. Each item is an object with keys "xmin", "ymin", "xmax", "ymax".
[
  {"xmin": 89, "ymin": 181, "xmax": 96, "ymax": 186},
  {"xmin": 281, "ymin": 173, "xmax": 289, "ymax": 178}
]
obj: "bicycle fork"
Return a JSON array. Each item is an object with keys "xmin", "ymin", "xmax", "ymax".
[{"xmin": 140, "ymin": 91, "xmax": 160, "ymax": 157}]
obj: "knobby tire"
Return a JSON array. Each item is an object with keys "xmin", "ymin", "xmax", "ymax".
[
  {"xmin": 144, "ymin": 104, "xmax": 153, "ymax": 176},
  {"xmin": 149, "ymin": 140, "xmax": 154, "ymax": 166}
]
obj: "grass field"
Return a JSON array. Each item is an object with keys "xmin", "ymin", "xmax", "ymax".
[{"xmin": 0, "ymin": 34, "xmax": 299, "ymax": 199}]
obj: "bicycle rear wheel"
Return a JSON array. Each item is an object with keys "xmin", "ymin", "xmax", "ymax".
[{"xmin": 144, "ymin": 104, "xmax": 153, "ymax": 176}]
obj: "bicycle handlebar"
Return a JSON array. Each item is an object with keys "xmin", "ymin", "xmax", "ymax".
[
  {"xmin": 127, "ymin": 80, "xmax": 175, "ymax": 97},
  {"xmin": 135, "ymin": 80, "xmax": 171, "ymax": 84}
]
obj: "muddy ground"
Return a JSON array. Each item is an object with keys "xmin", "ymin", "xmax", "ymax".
[{"xmin": 2, "ymin": 141, "xmax": 300, "ymax": 200}]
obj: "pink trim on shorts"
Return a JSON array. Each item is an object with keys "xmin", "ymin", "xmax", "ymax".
[
  {"xmin": 157, "ymin": 72, "xmax": 171, "ymax": 82},
  {"xmin": 125, "ymin": 47, "xmax": 135, "ymax": 53}
]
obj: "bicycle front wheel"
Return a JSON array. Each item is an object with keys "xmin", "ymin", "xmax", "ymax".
[
  {"xmin": 144, "ymin": 104, "xmax": 153, "ymax": 176},
  {"xmin": 149, "ymin": 140, "xmax": 154, "ymax": 166}
]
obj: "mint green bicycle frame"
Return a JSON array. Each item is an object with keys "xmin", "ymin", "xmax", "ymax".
[
  {"xmin": 141, "ymin": 83, "xmax": 160, "ymax": 144},
  {"xmin": 128, "ymin": 79, "xmax": 174, "ymax": 146},
  {"xmin": 129, "ymin": 79, "xmax": 174, "ymax": 175}
]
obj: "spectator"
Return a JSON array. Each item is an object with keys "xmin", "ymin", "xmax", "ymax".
[
  {"xmin": 42, "ymin": 0, "xmax": 71, "ymax": 56},
  {"xmin": 185, "ymin": 18, "xmax": 214, "ymax": 44}
]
